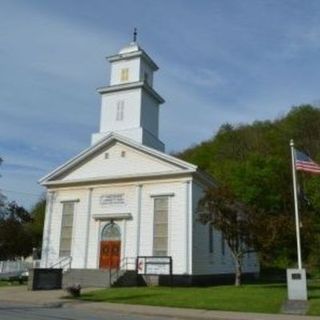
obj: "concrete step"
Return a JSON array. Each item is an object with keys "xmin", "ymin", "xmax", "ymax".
[
  {"xmin": 63, "ymin": 269, "xmax": 141, "ymax": 288},
  {"xmin": 63, "ymin": 269, "xmax": 112, "ymax": 288}
]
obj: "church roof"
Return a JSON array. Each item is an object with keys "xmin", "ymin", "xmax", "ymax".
[
  {"xmin": 39, "ymin": 133, "xmax": 215, "ymax": 187},
  {"xmin": 107, "ymin": 42, "xmax": 159, "ymax": 71},
  {"xmin": 119, "ymin": 42, "xmax": 140, "ymax": 54}
]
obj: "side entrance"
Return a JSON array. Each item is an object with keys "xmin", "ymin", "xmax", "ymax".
[{"xmin": 99, "ymin": 222, "xmax": 121, "ymax": 269}]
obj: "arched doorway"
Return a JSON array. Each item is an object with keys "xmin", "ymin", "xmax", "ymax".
[{"xmin": 99, "ymin": 222, "xmax": 121, "ymax": 269}]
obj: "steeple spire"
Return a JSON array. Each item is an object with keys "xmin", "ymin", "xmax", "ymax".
[{"xmin": 133, "ymin": 27, "xmax": 137, "ymax": 42}]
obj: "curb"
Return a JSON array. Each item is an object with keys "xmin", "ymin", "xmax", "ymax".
[
  {"xmin": 69, "ymin": 301, "xmax": 320, "ymax": 320},
  {"xmin": 0, "ymin": 299, "xmax": 68, "ymax": 309}
]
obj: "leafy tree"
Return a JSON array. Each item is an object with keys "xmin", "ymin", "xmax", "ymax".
[
  {"xmin": 178, "ymin": 104, "xmax": 320, "ymax": 270},
  {"xmin": 27, "ymin": 197, "xmax": 46, "ymax": 251},
  {"xmin": 198, "ymin": 186, "xmax": 256, "ymax": 286},
  {"xmin": 0, "ymin": 202, "xmax": 33, "ymax": 260},
  {"xmin": 0, "ymin": 158, "xmax": 46, "ymax": 260},
  {"xmin": 0, "ymin": 157, "xmax": 6, "ymax": 214}
]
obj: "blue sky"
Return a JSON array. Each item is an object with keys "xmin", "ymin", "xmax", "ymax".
[{"xmin": 1, "ymin": 0, "xmax": 320, "ymax": 208}]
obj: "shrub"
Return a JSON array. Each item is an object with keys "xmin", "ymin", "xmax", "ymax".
[{"xmin": 66, "ymin": 284, "xmax": 81, "ymax": 297}]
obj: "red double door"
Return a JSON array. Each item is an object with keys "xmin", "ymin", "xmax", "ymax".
[{"xmin": 99, "ymin": 240, "xmax": 121, "ymax": 269}]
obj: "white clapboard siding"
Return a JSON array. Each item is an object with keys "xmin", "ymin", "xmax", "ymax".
[{"xmin": 191, "ymin": 181, "xmax": 259, "ymax": 275}]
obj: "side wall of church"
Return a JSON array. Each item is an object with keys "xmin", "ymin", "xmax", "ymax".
[{"xmin": 191, "ymin": 181, "xmax": 260, "ymax": 276}]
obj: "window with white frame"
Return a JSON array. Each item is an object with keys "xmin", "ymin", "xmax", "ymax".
[
  {"xmin": 153, "ymin": 197, "xmax": 169, "ymax": 256},
  {"xmin": 59, "ymin": 202, "xmax": 75, "ymax": 257},
  {"xmin": 116, "ymin": 100, "xmax": 124, "ymax": 121}
]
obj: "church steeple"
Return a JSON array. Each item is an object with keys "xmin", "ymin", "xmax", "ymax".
[{"xmin": 91, "ymin": 39, "xmax": 165, "ymax": 151}]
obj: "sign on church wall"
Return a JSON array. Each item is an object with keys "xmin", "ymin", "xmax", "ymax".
[{"xmin": 100, "ymin": 193, "xmax": 125, "ymax": 206}]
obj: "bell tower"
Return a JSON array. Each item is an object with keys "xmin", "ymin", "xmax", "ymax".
[{"xmin": 91, "ymin": 33, "xmax": 165, "ymax": 151}]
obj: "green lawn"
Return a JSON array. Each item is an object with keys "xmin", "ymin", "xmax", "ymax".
[
  {"xmin": 80, "ymin": 283, "xmax": 286, "ymax": 314},
  {"xmin": 80, "ymin": 281, "xmax": 320, "ymax": 315},
  {"xmin": 0, "ymin": 281, "xmax": 10, "ymax": 287},
  {"xmin": 308, "ymin": 279, "xmax": 320, "ymax": 316},
  {"xmin": 0, "ymin": 280, "xmax": 16, "ymax": 287},
  {"xmin": 0, "ymin": 279, "xmax": 26, "ymax": 287}
]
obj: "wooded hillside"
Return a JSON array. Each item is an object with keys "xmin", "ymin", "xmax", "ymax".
[{"xmin": 178, "ymin": 105, "xmax": 320, "ymax": 270}]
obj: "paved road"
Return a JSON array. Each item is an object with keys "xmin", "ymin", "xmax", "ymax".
[{"xmin": 0, "ymin": 302, "xmax": 174, "ymax": 320}]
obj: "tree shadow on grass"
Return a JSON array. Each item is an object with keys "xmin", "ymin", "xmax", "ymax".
[
  {"xmin": 308, "ymin": 289, "xmax": 320, "ymax": 300},
  {"xmin": 260, "ymin": 284, "xmax": 286, "ymax": 289}
]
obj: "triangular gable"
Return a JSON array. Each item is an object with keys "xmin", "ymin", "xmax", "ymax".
[{"xmin": 39, "ymin": 133, "xmax": 197, "ymax": 185}]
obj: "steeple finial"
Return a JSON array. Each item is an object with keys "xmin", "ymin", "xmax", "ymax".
[{"xmin": 133, "ymin": 27, "xmax": 137, "ymax": 42}]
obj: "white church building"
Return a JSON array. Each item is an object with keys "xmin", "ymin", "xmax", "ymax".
[{"xmin": 39, "ymin": 38, "xmax": 259, "ymax": 285}]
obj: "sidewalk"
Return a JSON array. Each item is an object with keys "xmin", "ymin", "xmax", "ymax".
[
  {"xmin": 0, "ymin": 286, "xmax": 319, "ymax": 320},
  {"xmin": 0, "ymin": 286, "xmax": 68, "ymax": 306}
]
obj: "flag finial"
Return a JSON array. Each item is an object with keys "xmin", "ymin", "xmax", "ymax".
[{"xmin": 290, "ymin": 139, "xmax": 294, "ymax": 147}]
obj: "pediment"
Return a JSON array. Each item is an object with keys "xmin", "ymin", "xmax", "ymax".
[{"xmin": 40, "ymin": 134, "xmax": 196, "ymax": 185}]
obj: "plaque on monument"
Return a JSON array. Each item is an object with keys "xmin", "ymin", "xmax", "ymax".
[{"xmin": 292, "ymin": 273, "xmax": 302, "ymax": 280}]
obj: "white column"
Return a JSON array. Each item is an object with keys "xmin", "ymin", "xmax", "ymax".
[
  {"xmin": 96, "ymin": 220, "xmax": 102, "ymax": 268},
  {"xmin": 136, "ymin": 184, "xmax": 143, "ymax": 257},
  {"xmin": 122, "ymin": 219, "xmax": 127, "ymax": 267},
  {"xmin": 188, "ymin": 181, "xmax": 193, "ymax": 274},
  {"xmin": 42, "ymin": 191, "xmax": 56, "ymax": 268},
  {"xmin": 185, "ymin": 180, "xmax": 192, "ymax": 274},
  {"xmin": 84, "ymin": 188, "xmax": 93, "ymax": 268}
]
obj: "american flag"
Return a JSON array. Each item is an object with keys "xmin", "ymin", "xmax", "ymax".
[{"xmin": 295, "ymin": 149, "xmax": 320, "ymax": 174}]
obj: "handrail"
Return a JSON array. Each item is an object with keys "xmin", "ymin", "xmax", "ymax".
[
  {"xmin": 109, "ymin": 256, "xmax": 135, "ymax": 286},
  {"xmin": 49, "ymin": 256, "xmax": 72, "ymax": 271}
]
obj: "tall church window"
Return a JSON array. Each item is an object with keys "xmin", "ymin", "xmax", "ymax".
[
  {"xmin": 153, "ymin": 197, "xmax": 168, "ymax": 256},
  {"xmin": 209, "ymin": 224, "xmax": 214, "ymax": 253},
  {"xmin": 116, "ymin": 101, "xmax": 124, "ymax": 121},
  {"xmin": 221, "ymin": 233, "xmax": 225, "ymax": 256},
  {"xmin": 59, "ymin": 202, "xmax": 75, "ymax": 257},
  {"xmin": 120, "ymin": 68, "xmax": 129, "ymax": 81}
]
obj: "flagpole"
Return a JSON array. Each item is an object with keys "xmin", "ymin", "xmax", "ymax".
[{"xmin": 290, "ymin": 139, "xmax": 302, "ymax": 269}]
